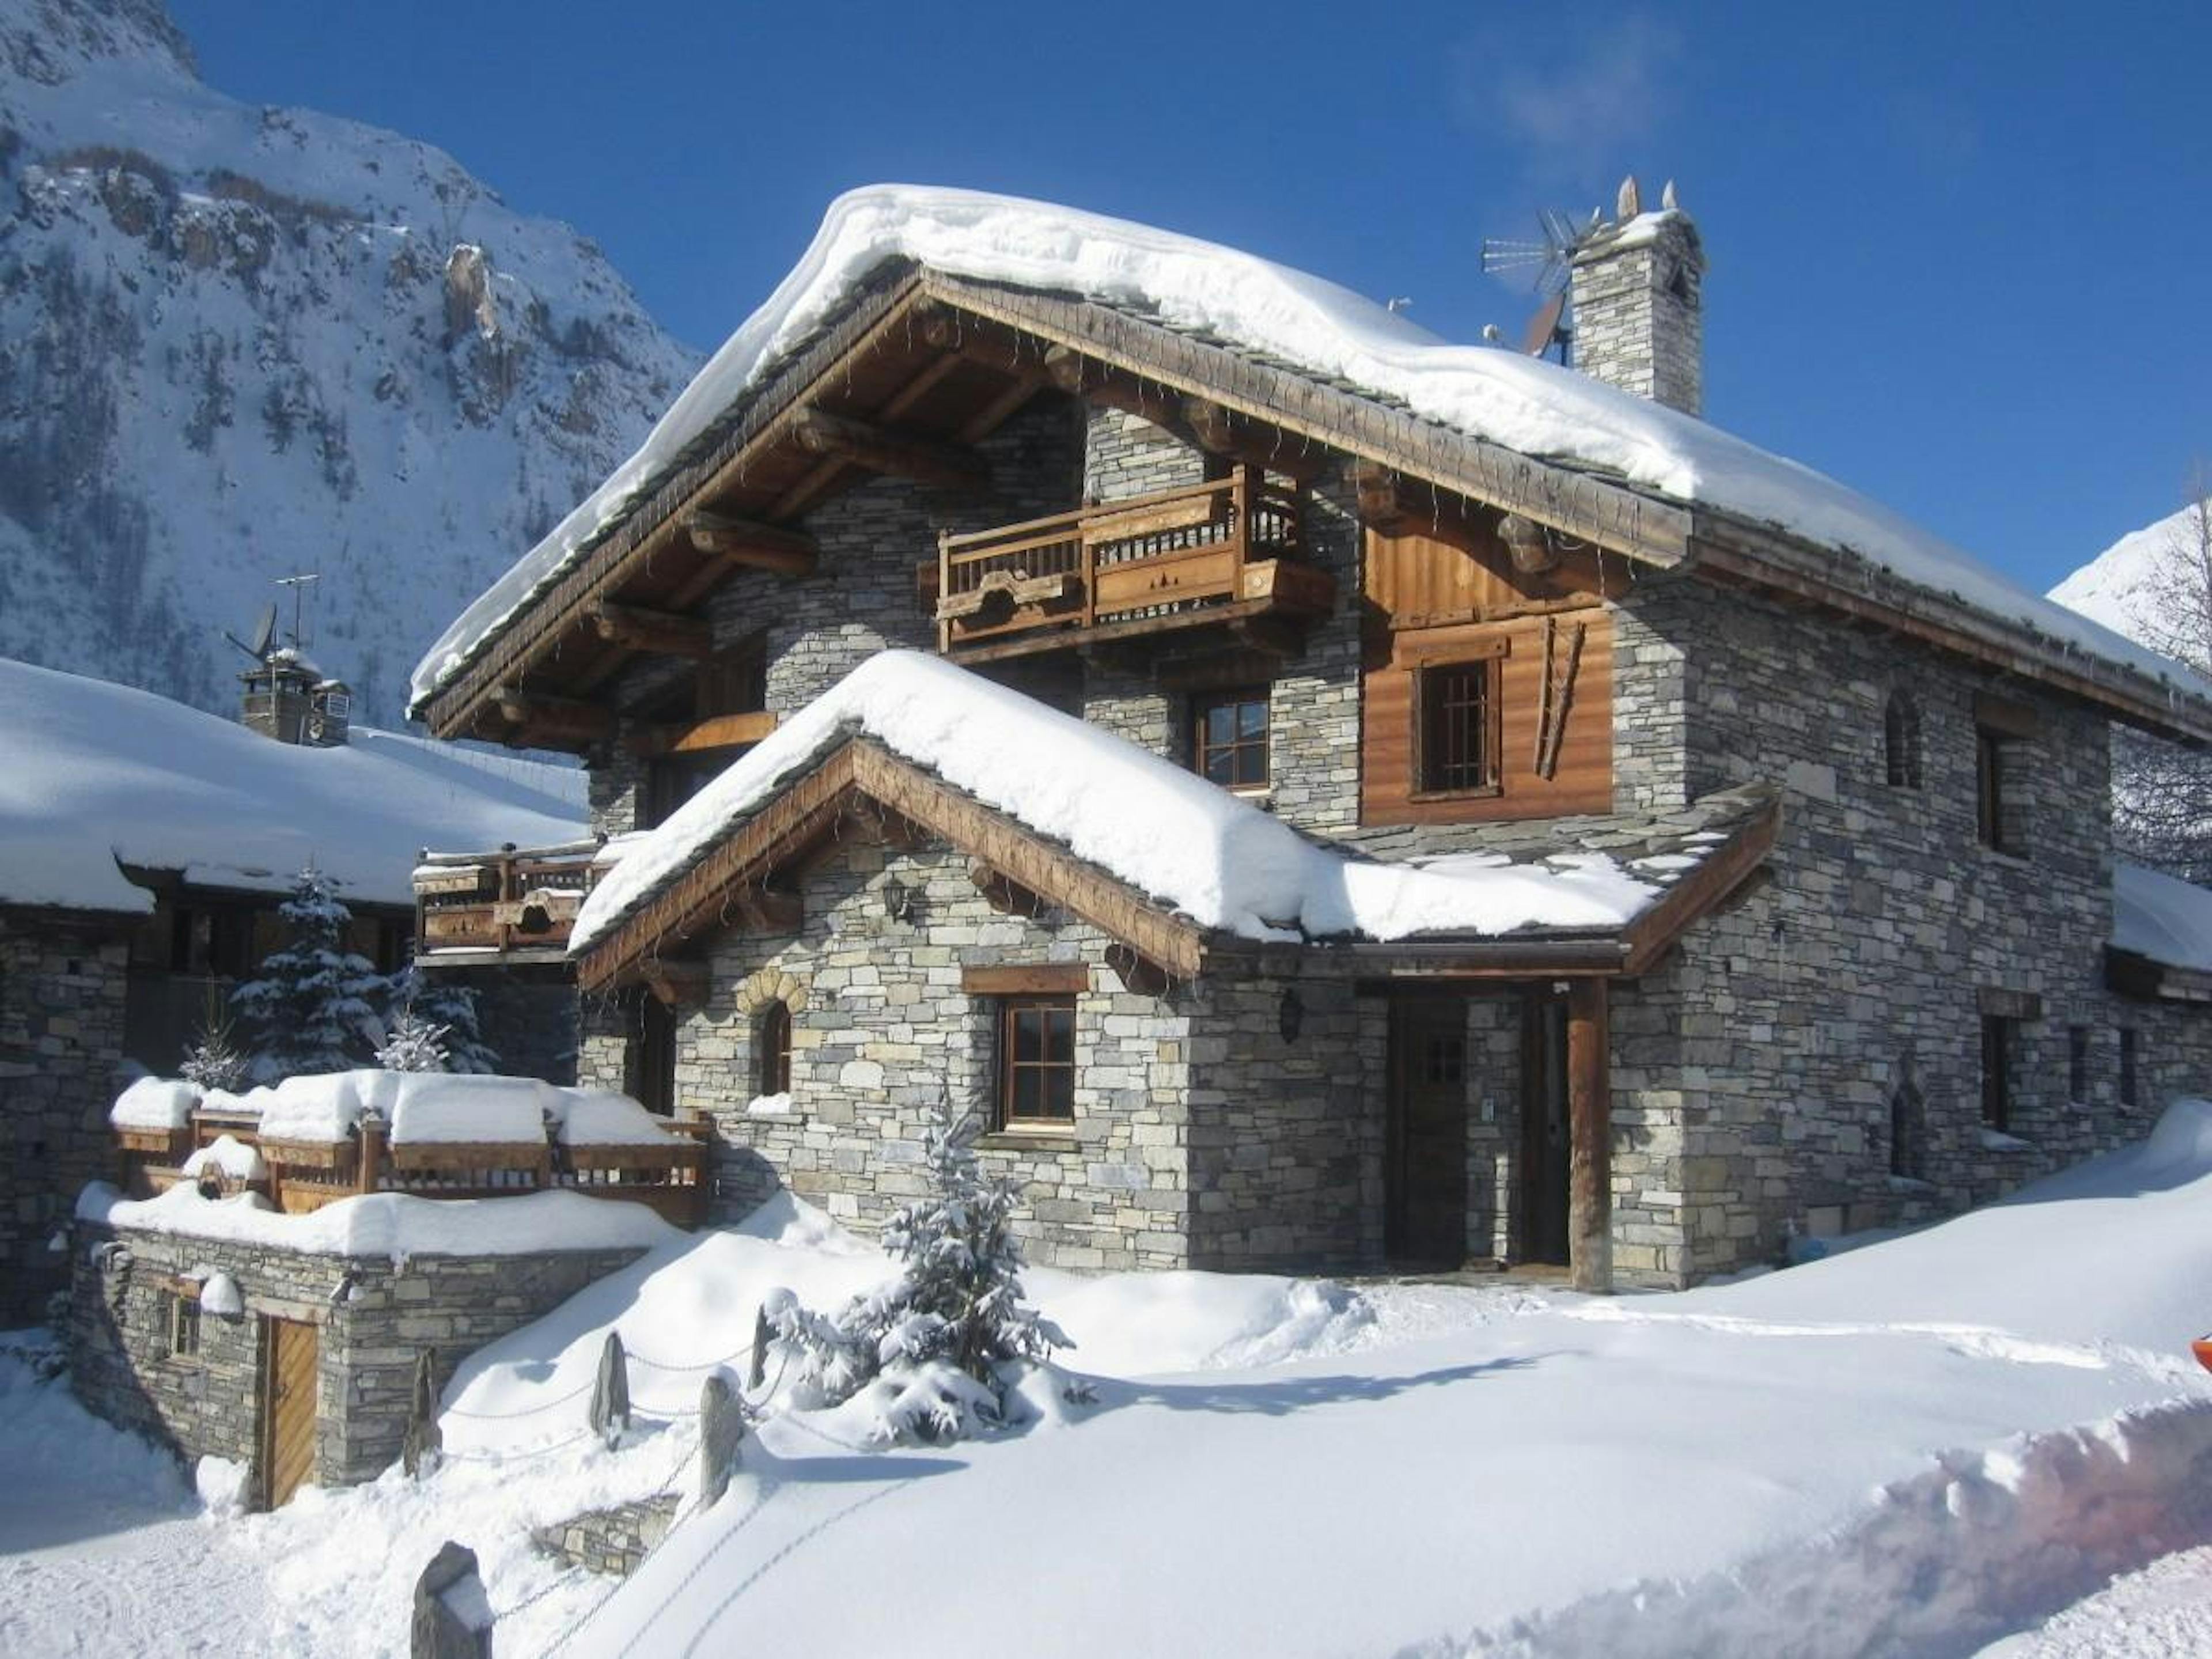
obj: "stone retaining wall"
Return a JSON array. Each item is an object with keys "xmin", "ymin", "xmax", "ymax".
[
  {"xmin": 533, "ymin": 1494, "xmax": 679, "ymax": 1577},
  {"xmin": 69, "ymin": 1224, "xmax": 647, "ymax": 1505}
]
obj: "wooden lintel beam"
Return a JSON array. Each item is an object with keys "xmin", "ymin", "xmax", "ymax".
[
  {"xmin": 790, "ymin": 407, "xmax": 988, "ymax": 493},
  {"xmin": 590, "ymin": 602, "xmax": 712, "ymax": 659},
  {"xmin": 492, "ymin": 685, "xmax": 612, "ymax": 741},
  {"xmin": 626, "ymin": 710, "xmax": 781, "ymax": 759},
  {"xmin": 685, "ymin": 511, "xmax": 819, "ymax": 577}
]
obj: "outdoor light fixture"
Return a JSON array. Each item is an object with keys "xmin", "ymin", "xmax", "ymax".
[
  {"xmin": 881, "ymin": 874, "xmax": 913, "ymax": 923},
  {"xmin": 1499, "ymin": 512, "xmax": 1559, "ymax": 576},
  {"xmin": 1278, "ymin": 986, "xmax": 1304, "ymax": 1044}
]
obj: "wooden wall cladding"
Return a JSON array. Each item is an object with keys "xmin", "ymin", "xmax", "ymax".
[{"xmin": 1361, "ymin": 522, "xmax": 1616, "ymax": 825}]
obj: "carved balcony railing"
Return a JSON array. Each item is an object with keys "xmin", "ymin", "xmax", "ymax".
[
  {"xmin": 413, "ymin": 838, "xmax": 604, "ymax": 967},
  {"xmin": 934, "ymin": 466, "xmax": 1334, "ymax": 660}
]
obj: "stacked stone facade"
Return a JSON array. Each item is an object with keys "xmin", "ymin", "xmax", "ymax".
[
  {"xmin": 554, "ymin": 306, "xmax": 2209, "ymax": 1294},
  {"xmin": 1568, "ymin": 209, "xmax": 1705, "ymax": 416},
  {"xmin": 1, "ymin": 910, "xmax": 130, "ymax": 1324},
  {"xmin": 69, "ymin": 1222, "xmax": 645, "ymax": 1505}
]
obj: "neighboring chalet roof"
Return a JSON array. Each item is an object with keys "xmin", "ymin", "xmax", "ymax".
[
  {"xmin": 411, "ymin": 185, "xmax": 2212, "ymax": 743},
  {"xmin": 0, "ymin": 657, "xmax": 585, "ymax": 916},
  {"xmin": 570, "ymin": 653, "xmax": 1777, "ymax": 988},
  {"xmin": 2109, "ymin": 862, "xmax": 2212, "ymax": 1003}
]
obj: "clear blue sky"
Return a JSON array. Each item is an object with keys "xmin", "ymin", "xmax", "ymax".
[{"xmin": 172, "ymin": 0, "xmax": 2212, "ymax": 592}]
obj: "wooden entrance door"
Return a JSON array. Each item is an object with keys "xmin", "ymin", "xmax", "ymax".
[
  {"xmin": 1386, "ymin": 996, "xmax": 1469, "ymax": 1265},
  {"xmin": 262, "ymin": 1317, "xmax": 319, "ymax": 1509},
  {"xmin": 1521, "ymin": 990, "xmax": 1571, "ymax": 1265}
]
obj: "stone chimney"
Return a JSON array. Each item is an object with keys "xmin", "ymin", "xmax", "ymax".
[{"xmin": 1568, "ymin": 175, "xmax": 1706, "ymax": 416}]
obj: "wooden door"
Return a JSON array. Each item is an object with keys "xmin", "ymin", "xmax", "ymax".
[
  {"xmin": 1521, "ymin": 991, "xmax": 1571, "ymax": 1265},
  {"xmin": 1386, "ymin": 997, "xmax": 1469, "ymax": 1265},
  {"xmin": 262, "ymin": 1317, "xmax": 319, "ymax": 1509}
]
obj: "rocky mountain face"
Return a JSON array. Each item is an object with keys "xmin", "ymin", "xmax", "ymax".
[
  {"xmin": 2048, "ymin": 500, "xmax": 2207, "ymax": 655},
  {"xmin": 0, "ymin": 0, "xmax": 699, "ymax": 723}
]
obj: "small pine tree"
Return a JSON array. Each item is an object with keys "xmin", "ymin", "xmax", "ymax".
[
  {"xmin": 384, "ymin": 965, "xmax": 498, "ymax": 1074},
  {"xmin": 377, "ymin": 1005, "xmax": 451, "ymax": 1073},
  {"xmin": 230, "ymin": 865, "xmax": 387, "ymax": 1082},
  {"xmin": 763, "ymin": 1100, "xmax": 1070, "ymax": 1441},
  {"xmin": 179, "ymin": 986, "xmax": 249, "ymax": 1092}
]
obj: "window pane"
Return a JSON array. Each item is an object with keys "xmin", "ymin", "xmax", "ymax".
[
  {"xmin": 1042, "ymin": 1065, "xmax": 1075, "ymax": 1119},
  {"xmin": 1206, "ymin": 704, "xmax": 1237, "ymax": 747},
  {"xmin": 1047, "ymin": 1006, "xmax": 1074, "ymax": 1064},
  {"xmin": 1237, "ymin": 699, "xmax": 1267, "ymax": 738},
  {"xmin": 1014, "ymin": 1068, "xmax": 1041, "ymax": 1119},
  {"xmin": 1013, "ymin": 1006, "xmax": 1043, "ymax": 1065},
  {"xmin": 1205, "ymin": 749, "xmax": 1237, "ymax": 785}
]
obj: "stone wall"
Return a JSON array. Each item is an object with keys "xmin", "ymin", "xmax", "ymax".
[
  {"xmin": 1182, "ymin": 975, "xmax": 1383, "ymax": 1270},
  {"xmin": 671, "ymin": 831, "xmax": 1195, "ymax": 1271},
  {"xmin": 69, "ymin": 1224, "xmax": 646, "ymax": 1504},
  {"xmin": 1611, "ymin": 579, "xmax": 2125, "ymax": 1283},
  {"xmin": 534, "ymin": 1495, "xmax": 678, "ymax": 1577},
  {"xmin": 1, "ymin": 910, "xmax": 130, "ymax": 1325}
]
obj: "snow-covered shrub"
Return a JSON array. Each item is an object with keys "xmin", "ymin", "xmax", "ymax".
[
  {"xmin": 179, "ymin": 987, "xmax": 248, "ymax": 1091},
  {"xmin": 384, "ymin": 965, "xmax": 498, "ymax": 1074},
  {"xmin": 377, "ymin": 1005, "xmax": 452, "ymax": 1073},
  {"xmin": 762, "ymin": 1103, "xmax": 1070, "ymax": 1443},
  {"xmin": 230, "ymin": 865, "xmax": 387, "ymax": 1082}
]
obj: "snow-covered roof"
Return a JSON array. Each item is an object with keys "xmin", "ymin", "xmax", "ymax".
[
  {"xmin": 2111, "ymin": 862, "xmax": 2212, "ymax": 975},
  {"xmin": 571, "ymin": 652, "xmax": 1768, "ymax": 962},
  {"xmin": 0, "ymin": 656, "xmax": 586, "ymax": 914},
  {"xmin": 412, "ymin": 184, "xmax": 2188, "ymax": 711}
]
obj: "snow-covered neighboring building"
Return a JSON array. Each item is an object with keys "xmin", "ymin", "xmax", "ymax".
[
  {"xmin": 0, "ymin": 657, "xmax": 587, "ymax": 1321},
  {"xmin": 408, "ymin": 183, "xmax": 2212, "ymax": 1290}
]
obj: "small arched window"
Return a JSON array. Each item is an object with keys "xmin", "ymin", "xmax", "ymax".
[
  {"xmin": 1884, "ymin": 690, "xmax": 1922, "ymax": 790},
  {"xmin": 756, "ymin": 999, "xmax": 792, "ymax": 1100}
]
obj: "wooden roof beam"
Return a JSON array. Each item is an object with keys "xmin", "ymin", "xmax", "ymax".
[
  {"xmin": 789, "ymin": 407, "xmax": 989, "ymax": 493},
  {"xmin": 1043, "ymin": 346, "xmax": 1183, "ymax": 430},
  {"xmin": 493, "ymin": 685, "xmax": 612, "ymax": 745},
  {"xmin": 590, "ymin": 602, "xmax": 712, "ymax": 660},
  {"xmin": 685, "ymin": 510, "xmax": 819, "ymax": 577},
  {"xmin": 641, "ymin": 959, "xmax": 710, "ymax": 1007},
  {"xmin": 1181, "ymin": 396, "xmax": 1327, "ymax": 484}
]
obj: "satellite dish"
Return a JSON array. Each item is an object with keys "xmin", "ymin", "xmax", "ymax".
[
  {"xmin": 1520, "ymin": 291, "xmax": 1568, "ymax": 358},
  {"xmin": 225, "ymin": 601, "xmax": 282, "ymax": 664}
]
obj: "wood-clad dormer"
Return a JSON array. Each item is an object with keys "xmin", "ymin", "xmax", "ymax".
[{"xmin": 1358, "ymin": 469, "xmax": 1622, "ymax": 825}]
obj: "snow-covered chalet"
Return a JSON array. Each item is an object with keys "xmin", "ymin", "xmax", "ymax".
[{"xmin": 406, "ymin": 181, "xmax": 2212, "ymax": 1290}]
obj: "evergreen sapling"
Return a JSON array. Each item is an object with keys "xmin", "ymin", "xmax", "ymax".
[{"xmin": 229, "ymin": 865, "xmax": 386, "ymax": 1082}]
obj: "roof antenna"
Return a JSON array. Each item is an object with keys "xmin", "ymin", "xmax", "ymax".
[
  {"xmin": 274, "ymin": 573, "xmax": 320, "ymax": 652},
  {"xmin": 1480, "ymin": 204, "xmax": 1603, "ymax": 364}
]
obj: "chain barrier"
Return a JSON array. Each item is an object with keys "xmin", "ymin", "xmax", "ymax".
[{"xmin": 440, "ymin": 1377, "xmax": 594, "ymax": 1421}]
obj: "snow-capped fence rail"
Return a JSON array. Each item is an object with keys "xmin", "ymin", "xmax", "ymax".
[{"xmin": 108, "ymin": 1073, "xmax": 712, "ymax": 1225}]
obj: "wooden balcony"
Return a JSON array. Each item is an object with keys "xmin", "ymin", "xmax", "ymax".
[
  {"xmin": 414, "ymin": 839, "xmax": 603, "ymax": 968},
  {"xmin": 934, "ymin": 467, "xmax": 1335, "ymax": 662}
]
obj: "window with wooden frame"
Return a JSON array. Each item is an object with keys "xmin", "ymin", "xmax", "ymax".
[
  {"xmin": 2119, "ymin": 1027, "xmax": 2139, "ymax": 1109},
  {"xmin": 1975, "ymin": 694, "xmax": 2036, "ymax": 855},
  {"xmin": 1414, "ymin": 657, "xmax": 1502, "ymax": 797},
  {"xmin": 1980, "ymin": 1015, "xmax": 2014, "ymax": 1131},
  {"xmin": 756, "ymin": 999, "xmax": 793, "ymax": 1100},
  {"xmin": 622, "ymin": 987, "xmax": 677, "ymax": 1116},
  {"xmin": 164, "ymin": 1289, "xmax": 201, "ymax": 1361},
  {"xmin": 1192, "ymin": 687, "xmax": 1271, "ymax": 790},
  {"xmin": 996, "ymin": 995, "xmax": 1076, "ymax": 1127}
]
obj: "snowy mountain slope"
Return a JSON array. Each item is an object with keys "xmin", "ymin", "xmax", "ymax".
[
  {"xmin": 0, "ymin": 0, "xmax": 699, "ymax": 724},
  {"xmin": 2048, "ymin": 498, "xmax": 2206, "ymax": 650}
]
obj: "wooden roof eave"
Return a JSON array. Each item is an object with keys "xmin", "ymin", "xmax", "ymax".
[
  {"xmin": 573, "ymin": 736, "xmax": 1209, "ymax": 994},
  {"xmin": 418, "ymin": 270, "xmax": 931, "ymax": 742},
  {"xmin": 2105, "ymin": 944, "xmax": 2212, "ymax": 1005},
  {"xmin": 1688, "ymin": 512, "xmax": 2212, "ymax": 746}
]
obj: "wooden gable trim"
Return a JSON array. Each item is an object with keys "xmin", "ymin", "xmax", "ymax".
[
  {"xmin": 2107, "ymin": 946, "xmax": 2212, "ymax": 1005},
  {"xmin": 1620, "ymin": 794, "xmax": 1782, "ymax": 975},
  {"xmin": 419, "ymin": 274, "xmax": 927, "ymax": 740},
  {"xmin": 574, "ymin": 737, "xmax": 1207, "ymax": 992},
  {"xmin": 918, "ymin": 271, "xmax": 1694, "ymax": 570}
]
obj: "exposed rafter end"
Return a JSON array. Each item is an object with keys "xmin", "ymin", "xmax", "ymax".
[
  {"xmin": 591, "ymin": 602, "xmax": 711, "ymax": 659},
  {"xmin": 1104, "ymin": 944, "xmax": 1175, "ymax": 998},
  {"xmin": 685, "ymin": 511, "xmax": 819, "ymax": 577},
  {"xmin": 493, "ymin": 685, "xmax": 612, "ymax": 744},
  {"xmin": 640, "ymin": 960, "xmax": 710, "ymax": 1007},
  {"xmin": 790, "ymin": 406, "xmax": 989, "ymax": 493}
]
